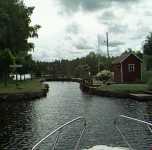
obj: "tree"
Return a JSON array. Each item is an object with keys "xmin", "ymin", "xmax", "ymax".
[
  {"xmin": 0, "ymin": 0, "xmax": 40, "ymax": 82},
  {"xmin": 143, "ymin": 33, "xmax": 152, "ymax": 70},
  {"xmin": 0, "ymin": 0, "xmax": 40, "ymax": 55},
  {"xmin": 135, "ymin": 51, "xmax": 143, "ymax": 59},
  {"xmin": 74, "ymin": 64, "xmax": 90, "ymax": 79},
  {"xmin": 124, "ymin": 48, "xmax": 143, "ymax": 59},
  {"xmin": 0, "ymin": 49, "xmax": 15, "ymax": 86},
  {"xmin": 143, "ymin": 33, "xmax": 152, "ymax": 55}
]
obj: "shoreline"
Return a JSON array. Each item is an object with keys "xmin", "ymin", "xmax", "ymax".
[
  {"xmin": 80, "ymin": 83, "xmax": 152, "ymax": 101},
  {"xmin": 0, "ymin": 82, "xmax": 49, "ymax": 101},
  {"xmin": 43, "ymin": 77, "xmax": 81, "ymax": 82}
]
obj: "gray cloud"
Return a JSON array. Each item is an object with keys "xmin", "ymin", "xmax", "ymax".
[
  {"xmin": 99, "ymin": 10, "xmax": 116, "ymax": 20},
  {"xmin": 97, "ymin": 10, "xmax": 128, "ymax": 34},
  {"xmin": 69, "ymin": 50, "xmax": 84, "ymax": 55},
  {"xmin": 131, "ymin": 33, "xmax": 145, "ymax": 40},
  {"xmin": 57, "ymin": 0, "xmax": 139, "ymax": 13},
  {"xmin": 65, "ymin": 23, "xmax": 80, "ymax": 34},
  {"xmin": 100, "ymin": 39, "xmax": 125, "ymax": 48},
  {"xmin": 109, "ymin": 41, "xmax": 125, "ymax": 47},
  {"xmin": 108, "ymin": 24, "xmax": 128, "ymax": 33},
  {"xmin": 101, "ymin": 20, "xmax": 128, "ymax": 34},
  {"xmin": 130, "ymin": 25, "xmax": 151, "ymax": 40},
  {"xmin": 97, "ymin": 34, "xmax": 125, "ymax": 47},
  {"xmin": 144, "ymin": 11, "xmax": 152, "ymax": 16},
  {"xmin": 64, "ymin": 35, "xmax": 72, "ymax": 41},
  {"xmin": 109, "ymin": 47, "xmax": 121, "ymax": 56},
  {"xmin": 73, "ymin": 38, "xmax": 93, "ymax": 50}
]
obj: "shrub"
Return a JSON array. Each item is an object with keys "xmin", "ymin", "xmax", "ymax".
[
  {"xmin": 142, "ymin": 71, "xmax": 152, "ymax": 82},
  {"xmin": 148, "ymin": 78, "xmax": 152, "ymax": 90},
  {"xmin": 96, "ymin": 70, "xmax": 112, "ymax": 84}
]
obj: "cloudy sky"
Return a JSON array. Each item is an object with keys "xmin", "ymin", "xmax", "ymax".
[{"xmin": 25, "ymin": 0, "xmax": 152, "ymax": 61}]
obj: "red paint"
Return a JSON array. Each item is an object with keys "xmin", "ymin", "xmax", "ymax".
[
  {"xmin": 112, "ymin": 54, "xmax": 142, "ymax": 83},
  {"xmin": 112, "ymin": 64, "xmax": 121, "ymax": 82}
]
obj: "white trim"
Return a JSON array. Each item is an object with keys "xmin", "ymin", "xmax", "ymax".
[
  {"xmin": 121, "ymin": 63, "xmax": 123, "ymax": 83},
  {"xmin": 128, "ymin": 64, "xmax": 135, "ymax": 72}
]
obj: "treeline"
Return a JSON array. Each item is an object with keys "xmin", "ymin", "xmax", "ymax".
[
  {"xmin": 32, "ymin": 52, "xmax": 113, "ymax": 78},
  {"xmin": 32, "ymin": 50, "xmax": 143, "ymax": 78},
  {"xmin": 143, "ymin": 32, "xmax": 152, "ymax": 70}
]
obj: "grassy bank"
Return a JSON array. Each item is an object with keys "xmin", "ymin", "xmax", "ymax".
[
  {"xmin": 97, "ymin": 84, "xmax": 148, "ymax": 93},
  {"xmin": 0, "ymin": 80, "xmax": 43, "ymax": 94}
]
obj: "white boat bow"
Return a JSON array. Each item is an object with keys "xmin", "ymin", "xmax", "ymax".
[{"xmin": 83, "ymin": 145, "xmax": 129, "ymax": 150}]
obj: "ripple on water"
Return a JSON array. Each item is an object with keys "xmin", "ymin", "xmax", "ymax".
[{"xmin": 0, "ymin": 82, "xmax": 152, "ymax": 150}]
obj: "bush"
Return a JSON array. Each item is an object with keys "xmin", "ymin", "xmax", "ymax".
[
  {"xmin": 96, "ymin": 70, "xmax": 112, "ymax": 84},
  {"xmin": 148, "ymin": 78, "xmax": 152, "ymax": 90},
  {"xmin": 142, "ymin": 71, "xmax": 152, "ymax": 82}
]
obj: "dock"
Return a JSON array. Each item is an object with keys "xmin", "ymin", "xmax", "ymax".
[{"xmin": 130, "ymin": 93, "xmax": 152, "ymax": 101}]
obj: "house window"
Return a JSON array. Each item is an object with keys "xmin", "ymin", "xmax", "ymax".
[{"xmin": 128, "ymin": 64, "xmax": 135, "ymax": 72}]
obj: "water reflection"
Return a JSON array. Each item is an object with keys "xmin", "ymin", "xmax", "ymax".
[
  {"xmin": 144, "ymin": 102, "xmax": 152, "ymax": 123},
  {"xmin": 0, "ymin": 82, "xmax": 152, "ymax": 150},
  {"xmin": 0, "ymin": 101, "xmax": 34, "ymax": 149}
]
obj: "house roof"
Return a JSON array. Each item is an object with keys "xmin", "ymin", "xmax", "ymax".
[{"xmin": 112, "ymin": 52, "xmax": 142, "ymax": 64}]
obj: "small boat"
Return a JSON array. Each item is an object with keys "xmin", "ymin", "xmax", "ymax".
[{"xmin": 32, "ymin": 115, "xmax": 152, "ymax": 150}]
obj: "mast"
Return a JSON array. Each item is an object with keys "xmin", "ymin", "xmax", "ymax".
[{"xmin": 97, "ymin": 35, "xmax": 101, "ymax": 72}]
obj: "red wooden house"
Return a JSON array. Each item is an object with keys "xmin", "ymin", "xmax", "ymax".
[{"xmin": 112, "ymin": 52, "xmax": 142, "ymax": 83}]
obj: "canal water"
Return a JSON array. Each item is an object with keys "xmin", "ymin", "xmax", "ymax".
[{"xmin": 0, "ymin": 82, "xmax": 152, "ymax": 150}]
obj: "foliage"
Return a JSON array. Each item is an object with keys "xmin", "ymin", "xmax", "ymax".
[
  {"xmin": 143, "ymin": 55, "xmax": 152, "ymax": 71},
  {"xmin": 143, "ymin": 33, "xmax": 152, "ymax": 55},
  {"xmin": 15, "ymin": 53, "xmax": 33, "ymax": 75},
  {"xmin": 124, "ymin": 48, "xmax": 143, "ymax": 59},
  {"xmin": 0, "ymin": 0, "xmax": 40, "ymax": 55},
  {"xmin": 0, "ymin": 0, "xmax": 40, "ymax": 84},
  {"xmin": 31, "ymin": 52, "xmax": 114, "ymax": 78},
  {"xmin": 0, "ymin": 49, "xmax": 15, "ymax": 85},
  {"xmin": 142, "ymin": 71, "xmax": 152, "ymax": 82},
  {"xmin": 135, "ymin": 51, "xmax": 143, "ymax": 59},
  {"xmin": 74, "ymin": 64, "xmax": 90, "ymax": 79},
  {"xmin": 143, "ymin": 33, "xmax": 152, "ymax": 70},
  {"xmin": 148, "ymin": 78, "xmax": 152, "ymax": 91},
  {"xmin": 0, "ymin": 48, "xmax": 15, "ymax": 69},
  {"xmin": 96, "ymin": 70, "xmax": 112, "ymax": 83}
]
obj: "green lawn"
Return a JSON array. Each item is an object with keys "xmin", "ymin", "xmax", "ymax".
[
  {"xmin": 0, "ymin": 80, "xmax": 43, "ymax": 94},
  {"xmin": 98, "ymin": 83, "xmax": 148, "ymax": 93}
]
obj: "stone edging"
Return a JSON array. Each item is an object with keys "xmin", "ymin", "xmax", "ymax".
[
  {"xmin": 80, "ymin": 83, "xmax": 152, "ymax": 101},
  {"xmin": 80, "ymin": 83, "xmax": 129, "ymax": 98}
]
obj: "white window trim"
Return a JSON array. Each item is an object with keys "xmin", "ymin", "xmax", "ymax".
[{"xmin": 128, "ymin": 64, "xmax": 135, "ymax": 72}]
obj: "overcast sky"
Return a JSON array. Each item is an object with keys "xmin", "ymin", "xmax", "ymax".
[{"xmin": 25, "ymin": 0, "xmax": 152, "ymax": 61}]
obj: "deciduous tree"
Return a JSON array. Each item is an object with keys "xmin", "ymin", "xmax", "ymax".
[{"xmin": 143, "ymin": 33, "xmax": 152, "ymax": 70}]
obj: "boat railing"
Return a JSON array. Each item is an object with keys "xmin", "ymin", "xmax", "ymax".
[
  {"xmin": 32, "ymin": 116, "xmax": 87, "ymax": 150},
  {"xmin": 114, "ymin": 115, "xmax": 152, "ymax": 150}
]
